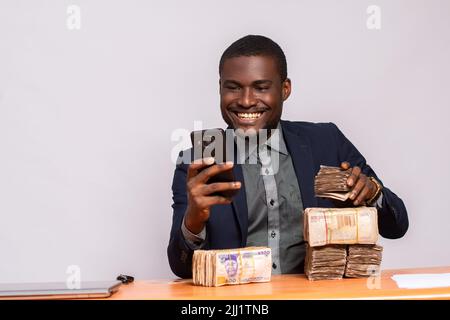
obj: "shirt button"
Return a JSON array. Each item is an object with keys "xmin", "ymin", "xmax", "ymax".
[
  {"xmin": 269, "ymin": 199, "xmax": 275, "ymax": 206},
  {"xmin": 272, "ymin": 263, "xmax": 277, "ymax": 269},
  {"xmin": 271, "ymin": 231, "xmax": 276, "ymax": 238}
]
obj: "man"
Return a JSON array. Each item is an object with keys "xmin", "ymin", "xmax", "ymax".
[{"xmin": 168, "ymin": 35, "xmax": 408, "ymax": 278}]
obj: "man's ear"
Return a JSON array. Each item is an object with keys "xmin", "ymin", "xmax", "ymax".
[{"xmin": 282, "ymin": 78, "xmax": 292, "ymax": 101}]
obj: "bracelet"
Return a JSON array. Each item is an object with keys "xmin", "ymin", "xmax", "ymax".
[{"xmin": 367, "ymin": 177, "xmax": 383, "ymax": 205}]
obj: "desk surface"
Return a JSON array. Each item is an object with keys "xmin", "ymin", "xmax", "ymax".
[{"xmin": 108, "ymin": 266, "xmax": 450, "ymax": 300}]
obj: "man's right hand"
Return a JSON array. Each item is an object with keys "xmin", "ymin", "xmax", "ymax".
[{"xmin": 184, "ymin": 157, "xmax": 241, "ymax": 235}]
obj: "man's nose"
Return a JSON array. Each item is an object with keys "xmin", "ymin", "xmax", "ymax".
[{"xmin": 238, "ymin": 87, "xmax": 257, "ymax": 108}]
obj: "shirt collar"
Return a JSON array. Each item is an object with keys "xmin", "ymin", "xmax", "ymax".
[
  {"xmin": 266, "ymin": 122, "xmax": 288, "ymax": 156},
  {"xmin": 234, "ymin": 122, "xmax": 289, "ymax": 161}
]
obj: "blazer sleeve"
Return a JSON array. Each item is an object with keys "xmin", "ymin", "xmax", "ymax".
[
  {"xmin": 167, "ymin": 155, "xmax": 194, "ymax": 279},
  {"xmin": 167, "ymin": 152, "xmax": 211, "ymax": 279},
  {"xmin": 329, "ymin": 123, "xmax": 409, "ymax": 239}
]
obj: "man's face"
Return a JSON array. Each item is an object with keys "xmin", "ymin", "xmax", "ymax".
[
  {"xmin": 225, "ymin": 258, "xmax": 238, "ymax": 277},
  {"xmin": 220, "ymin": 55, "xmax": 291, "ymax": 132}
]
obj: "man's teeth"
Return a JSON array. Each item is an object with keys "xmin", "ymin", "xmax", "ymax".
[{"xmin": 237, "ymin": 112, "xmax": 262, "ymax": 119}]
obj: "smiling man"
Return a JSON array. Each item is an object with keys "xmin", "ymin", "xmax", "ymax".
[
  {"xmin": 219, "ymin": 53, "xmax": 287, "ymax": 132},
  {"xmin": 168, "ymin": 35, "xmax": 409, "ymax": 278}
]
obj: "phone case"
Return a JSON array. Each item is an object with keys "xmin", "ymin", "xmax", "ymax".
[{"xmin": 190, "ymin": 128, "xmax": 238, "ymax": 198}]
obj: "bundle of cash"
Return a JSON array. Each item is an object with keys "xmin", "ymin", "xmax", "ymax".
[
  {"xmin": 304, "ymin": 207, "xmax": 379, "ymax": 247},
  {"xmin": 345, "ymin": 244, "xmax": 383, "ymax": 278},
  {"xmin": 192, "ymin": 247, "xmax": 272, "ymax": 287},
  {"xmin": 304, "ymin": 243, "xmax": 347, "ymax": 280},
  {"xmin": 314, "ymin": 165, "xmax": 352, "ymax": 201}
]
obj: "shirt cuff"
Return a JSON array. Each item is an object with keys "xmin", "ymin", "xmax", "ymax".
[
  {"xmin": 376, "ymin": 192, "xmax": 383, "ymax": 208},
  {"xmin": 368, "ymin": 192, "xmax": 384, "ymax": 209},
  {"xmin": 181, "ymin": 216, "xmax": 206, "ymax": 249}
]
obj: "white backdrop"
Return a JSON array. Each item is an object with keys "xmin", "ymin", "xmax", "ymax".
[{"xmin": 1, "ymin": 0, "xmax": 449, "ymax": 282}]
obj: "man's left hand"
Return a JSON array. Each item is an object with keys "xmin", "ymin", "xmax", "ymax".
[{"xmin": 341, "ymin": 162, "xmax": 377, "ymax": 206}]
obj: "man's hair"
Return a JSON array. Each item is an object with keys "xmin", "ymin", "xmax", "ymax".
[{"xmin": 219, "ymin": 35, "xmax": 288, "ymax": 81}]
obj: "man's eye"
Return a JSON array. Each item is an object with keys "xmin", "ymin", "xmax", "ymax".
[
  {"xmin": 226, "ymin": 86, "xmax": 240, "ymax": 91},
  {"xmin": 256, "ymin": 87, "xmax": 269, "ymax": 92}
]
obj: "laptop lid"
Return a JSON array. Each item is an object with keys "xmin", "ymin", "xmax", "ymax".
[{"xmin": 0, "ymin": 281, "xmax": 122, "ymax": 300}]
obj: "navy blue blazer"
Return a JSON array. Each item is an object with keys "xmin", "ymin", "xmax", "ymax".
[{"xmin": 168, "ymin": 120, "xmax": 409, "ymax": 278}]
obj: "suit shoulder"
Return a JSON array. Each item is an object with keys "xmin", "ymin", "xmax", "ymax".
[{"xmin": 281, "ymin": 120, "xmax": 338, "ymax": 135}]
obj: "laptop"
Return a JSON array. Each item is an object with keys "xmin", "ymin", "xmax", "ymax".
[{"xmin": 0, "ymin": 281, "xmax": 122, "ymax": 300}]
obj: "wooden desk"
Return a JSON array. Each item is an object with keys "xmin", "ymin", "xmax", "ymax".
[{"xmin": 107, "ymin": 266, "xmax": 450, "ymax": 300}]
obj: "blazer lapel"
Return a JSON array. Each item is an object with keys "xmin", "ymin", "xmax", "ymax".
[
  {"xmin": 231, "ymin": 163, "xmax": 248, "ymax": 247},
  {"xmin": 281, "ymin": 121, "xmax": 318, "ymax": 208}
]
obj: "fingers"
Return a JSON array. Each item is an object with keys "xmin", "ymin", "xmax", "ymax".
[
  {"xmin": 340, "ymin": 161, "xmax": 350, "ymax": 170},
  {"xmin": 348, "ymin": 173, "xmax": 375, "ymax": 206},
  {"xmin": 187, "ymin": 157, "xmax": 215, "ymax": 179},
  {"xmin": 349, "ymin": 174, "xmax": 366, "ymax": 200},
  {"xmin": 201, "ymin": 195, "xmax": 233, "ymax": 207},
  {"xmin": 354, "ymin": 185, "xmax": 370, "ymax": 206},
  {"xmin": 195, "ymin": 162, "xmax": 234, "ymax": 184},
  {"xmin": 185, "ymin": 159, "xmax": 237, "ymax": 231},
  {"xmin": 201, "ymin": 181, "xmax": 241, "ymax": 196},
  {"xmin": 343, "ymin": 163, "xmax": 375, "ymax": 206},
  {"xmin": 347, "ymin": 166, "xmax": 361, "ymax": 187},
  {"xmin": 190, "ymin": 194, "xmax": 233, "ymax": 209}
]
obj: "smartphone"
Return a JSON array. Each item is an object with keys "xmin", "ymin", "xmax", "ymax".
[{"xmin": 190, "ymin": 128, "xmax": 238, "ymax": 198}]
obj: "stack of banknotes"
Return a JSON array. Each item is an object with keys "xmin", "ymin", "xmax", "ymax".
[
  {"xmin": 304, "ymin": 207, "xmax": 379, "ymax": 247},
  {"xmin": 314, "ymin": 165, "xmax": 352, "ymax": 201},
  {"xmin": 304, "ymin": 243, "xmax": 383, "ymax": 280},
  {"xmin": 345, "ymin": 244, "xmax": 383, "ymax": 278},
  {"xmin": 305, "ymin": 174, "xmax": 383, "ymax": 281},
  {"xmin": 304, "ymin": 243, "xmax": 347, "ymax": 280},
  {"xmin": 192, "ymin": 247, "xmax": 272, "ymax": 287}
]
